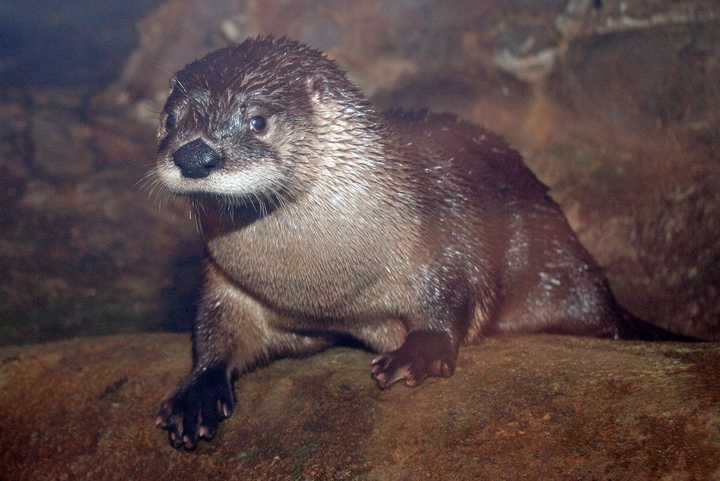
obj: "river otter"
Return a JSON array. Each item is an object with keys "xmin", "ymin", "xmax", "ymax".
[{"xmin": 151, "ymin": 36, "xmax": 692, "ymax": 450}]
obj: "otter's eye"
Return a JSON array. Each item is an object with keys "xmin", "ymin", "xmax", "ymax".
[
  {"xmin": 165, "ymin": 112, "xmax": 177, "ymax": 131},
  {"xmin": 249, "ymin": 115, "xmax": 267, "ymax": 133}
]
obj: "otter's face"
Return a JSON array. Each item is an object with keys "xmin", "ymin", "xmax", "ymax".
[
  {"xmin": 155, "ymin": 78, "xmax": 315, "ymax": 200},
  {"xmin": 156, "ymin": 49, "xmax": 320, "ymax": 200},
  {"xmin": 152, "ymin": 38, "xmax": 371, "ymax": 205}
]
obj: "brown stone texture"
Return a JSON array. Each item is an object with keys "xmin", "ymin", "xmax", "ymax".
[
  {"xmin": 0, "ymin": 92, "xmax": 203, "ymax": 345},
  {"xmin": 1, "ymin": 334, "xmax": 719, "ymax": 480}
]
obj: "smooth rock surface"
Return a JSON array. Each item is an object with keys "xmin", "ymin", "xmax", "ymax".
[{"xmin": 1, "ymin": 334, "xmax": 719, "ymax": 480}]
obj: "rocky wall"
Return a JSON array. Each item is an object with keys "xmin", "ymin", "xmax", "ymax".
[{"xmin": 1, "ymin": 0, "xmax": 719, "ymax": 343}]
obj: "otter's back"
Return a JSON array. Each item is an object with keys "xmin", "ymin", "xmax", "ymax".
[{"xmin": 383, "ymin": 110, "xmax": 551, "ymax": 209}]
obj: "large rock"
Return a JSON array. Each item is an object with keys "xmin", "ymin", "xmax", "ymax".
[{"xmin": 1, "ymin": 334, "xmax": 719, "ymax": 480}]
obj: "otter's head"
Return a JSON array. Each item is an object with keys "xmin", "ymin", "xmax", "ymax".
[{"xmin": 153, "ymin": 36, "xmax": 377, "ymax": 204}]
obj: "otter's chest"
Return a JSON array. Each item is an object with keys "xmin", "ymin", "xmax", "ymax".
[{"xmin": 206, "ymin": 220, "xmax": 396, "ymax": 317}]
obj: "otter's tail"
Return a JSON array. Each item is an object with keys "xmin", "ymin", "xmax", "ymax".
[{"xmin": 616, "ymin": 308, "xmax": 704, "ymax": 342}]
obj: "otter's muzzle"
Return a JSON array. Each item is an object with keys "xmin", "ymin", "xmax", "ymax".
[{"xmin": 173, "ymin": 139, "xmax": 223, "ymax": 179}]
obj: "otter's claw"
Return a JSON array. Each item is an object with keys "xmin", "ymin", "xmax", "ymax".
[{"xmin": 156, "ymin": 365, "xmax": 234, "ymax": 450}]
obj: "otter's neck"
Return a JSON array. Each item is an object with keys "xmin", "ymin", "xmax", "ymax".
[{"xmin": 308, "ymin": 96, "xmax": 395, "ymax": 193}]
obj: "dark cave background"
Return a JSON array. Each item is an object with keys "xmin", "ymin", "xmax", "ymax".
[{"xmin": 1, "ymin": 0, "xmax": 719, "ymax": 345}]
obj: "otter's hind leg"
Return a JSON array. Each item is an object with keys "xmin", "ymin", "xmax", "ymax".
[
  {"xmin": 156, "ymin": 261, "xmax": 328, "ymax": 450},
  {"xmin": 496, "ymin": 264, "xmax": 620, "ymax": 338}
]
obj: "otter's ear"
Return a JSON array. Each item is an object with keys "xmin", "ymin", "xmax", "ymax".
[{"xmin": 306, "ymin": 73, "xmax": 331, "ymax": 102}]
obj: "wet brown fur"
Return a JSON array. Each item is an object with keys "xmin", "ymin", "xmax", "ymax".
[{"xmin": 152, "ymin": 36, "xmax": 690, "ymax": 450}]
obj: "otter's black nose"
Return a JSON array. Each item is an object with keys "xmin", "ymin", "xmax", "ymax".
[{"xmin": 173, "ymin": 139, "xmax": 223, "ymax": 179}]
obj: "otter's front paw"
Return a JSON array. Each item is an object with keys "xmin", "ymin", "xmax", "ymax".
[
  {"xmin": 370, "ymin": 331, "xmax": 456, "ymax": 389},
  {"xmin": 156, "ymin": 365, "xmax": 234, "ymax": 450}
]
